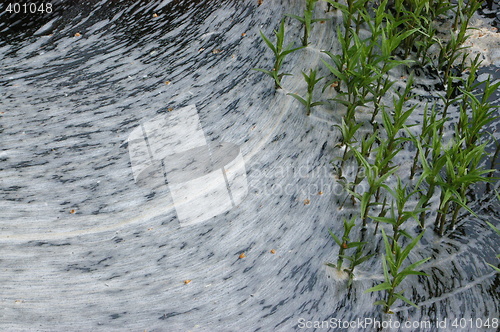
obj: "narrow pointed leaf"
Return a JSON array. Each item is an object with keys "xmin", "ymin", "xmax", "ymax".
[{"xmin": 365, "ymin": 282, "xmax": 392, "ymax": 293}]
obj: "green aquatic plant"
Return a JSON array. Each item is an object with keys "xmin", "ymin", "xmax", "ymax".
[
  {"xmin": 437, "ymin": 77, "xmax": 462, "ymax": 138},
  {"xmin": 348, "ymin": 146, "xmax": 398, "ymax": 227},
  {"xmin": 322, "ymin": 29, "xmax": 374, "ymax": 123},
  {"xmin": 409, "ymin": 104, "xmax": 446, "ymax": 180},
  {"xmin": 383, "ymin": 3, "xmax": 420, "ymax": 59},
  {"xmin": 387, "ymin": 0, "xmax": 447, "ymax": 61},
  {"xmin": 379, "ymin": 75, "xmax": 416, "ymax": 163},
  {"xmin": 370, "ymin": 13, "xmax": 415, "ymax": 121},
  {"xmin": 323, "ymin": 1, "xmax": 416, "ymax": 124},
  {"xmin": 327, "ymin": 216, "xmax": 364, "ymax": 271},
  {"xmin": 434, "ymin": 5, "xmax": 476, "ymax": 86},
  {"xmin": 458, "ymin": 76, "xmax": 500, "ymax": 150},
  {"xmin": 288, "ymin": 68, "xmax": 325, "ymax": 116},
  {"xmin": 327, "ymin": 218, "xmax": 373, "ymax": 287},
  {"xmin": 431, "ymin": 73, "xmax": 500, "ymax": 234},
  {"xmin": 365, "ymin": 229, "xmax": 429, "ymax": 314},
  {"xmin": 255, "ymin": 0, "xmax": 499, "ymax": 312},
  {"xmin": 413, "ymin": 21, "xmax": 438, "ymax": 67},
  {"xmin": 360, "ymin": 130, "xmax": 379, "ymax": 159},
  {"xmin": 343, "ymin": 130, "xmax": 379, "ymax": 209},
  {"xmin": 434, "ymin": 138, "xmax": 493, "ymax": 235},
  {"xmin": 452, "ymin": 0, "xmax": 482, "ymax": 31},
  {"xmin": 253, "ymin": 19, "xmax": 305, "ymax": 89},
  {"xmin": 371, "ymin": 177, "xmax": 425, "ymax": 251},
  {"xmin": 345, "ymin": 234, "xmax": 374, "ymax": 287},
  {"xmin": 286, "ymin": 0, "xmax": 325, "ymax": 46},
  {"xmin": 412, "ymin": 127, "xmax": 446, "ymax": 229},
  {"xmin": 324, "ymin": 0, "xmax": 368, "ymax": 40},
  {"xmin": 362, "ymin": 78, "xmax": 416, "ymax": 209},
  {"xmin": 360, "ymin": 0, "xmax": 416, "ymax": 121},
  {"xmin": 333, "ymin": 118, "xmax": 362, "ymax": 172}
]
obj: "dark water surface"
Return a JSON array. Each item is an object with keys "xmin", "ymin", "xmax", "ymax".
[{"xmin": 1, "ymin": 1, "xmax": 499, "ymax": 331}]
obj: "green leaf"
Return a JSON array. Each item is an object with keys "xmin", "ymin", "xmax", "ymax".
[
  {"xmin": 393, "ymin": 293, "xmax": 418, "ymax": 308},
  {"xmin": 312, "ymin": 18, "xmax": 328, "ymax": 23},
  {"xmin": 398, "ymin": 270, "xmax": 429, "ymax": 277},
  {"xmin": 486, "ymin": 221, "xmax": 500, "ymax": 236},
  {"xmin": 328, "ymin": 229, "xmax": 342, "ymax": 246},
  {"xmin": 259, "ymin": 30, "xmax": 277, "ymax": 55},
  {"xmin": 285, "ymin": 13, "xmax": 305, "ymax": 24},
  {"xmin": 321, "ymin": 58, "xmax": 346, "ymax": 82},
  {"xmin": 381, "ymin": 253, "xmax": 391, "ymax": 283},
  {"xmin": 311, "ymin": 101, "xmax": 325, "ymax": 107},
  {"xmin": 287, "ymin": 93, "xmax": 307, "ymax": 106},
  {"xmin": 252, "ymin": 68, "xmax": 274, "ymax": 77},
  {"xmin": 323, "ymin": 0, "xmax": 348, "ymax": 13},
  {"xmin": 370, "ymin": 216, "xmax": 395, "ymax": 225},
  {"xmin": 365, "ymin": 282, "xmax": 392, "ymax": 293},
  {"xmin": 338, "ymin": 254, "xmax": 355, "ymax": 262},
  {"xmin": 354, "ymin": 253, "xmax": 374, "ymax": 265},
  {"xmin": 487, "ymin": 263, "xmax": 500, "ymax": 273},
  {"xmin": 398, "ymin": 229, "xmax": 413, "ymax": 240},
  {"xmin": 401, "ymin": 257, "xmax": 430, "ymax": 275},
  {"xmin": 281, "ymin": 46, "xmax": 306, "ymax": 57},
  {"xmin": 381, "ymin": 229, "xmax": 392, "ymax": 257},
  {"xmin": 373, "ymin": 300, "xmax": 388, "ymax": 307},
  {"xmin": 347, "ymin": 241, "xmax": 366, "ymax": 248},
  {"xmin": 400, "ymin": 231, "xmax": 425, "ymax": 264}
]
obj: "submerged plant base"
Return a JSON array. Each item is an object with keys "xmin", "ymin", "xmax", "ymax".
[{"xmin": 325, "ymin": 264, "xmax": 351, "ymax": 281}]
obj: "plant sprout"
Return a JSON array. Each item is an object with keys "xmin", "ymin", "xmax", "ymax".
[
  {"xmin": 286, "ymin": 0, "xmax": 326, "ymax": 46},
  {"xmin": 288, "ymin": 68, "xmax": 325, "ymax": 116},
  {"xmin": 365, "ymin": 230, "xmax": 429, "ymax": 314},
  {"xmin": 253, "ymin": 19, "xmax": 305, "ymax": 89}
]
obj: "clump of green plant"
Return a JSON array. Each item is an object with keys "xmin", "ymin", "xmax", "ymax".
[
  {"xmin": 409, "ymin": 104, "xmax": 445, "ymax": 181},
  {"xmin": 341, "ymin": 77, "xmax": 416, "ymax": 225},
  {"xmin": 365, "ymin": 230, "xmax": 429, "ymax": 314},
  {"xmin": 408, "ymin": 123, "xmax": 446, "ymax": 229},
  {"xmin": 255, "ymin": 0, "xmax": 499, "ymax": 314},
  {"xmin": 378, "ymin": 75, "xmax": 416, "ymax": 163},
  {"xmin": 427, "ymin": 70, "xmax": 498, "ymax": 234},
  {"xmin": 371, "ymin": 177, "xmax": 425, "ymax": 250},
  {"xmin": 434, "ymin": 138, "xmax": 493, "ymax": 235},
  {"xmin": 287, "ymin": 0, "xmax": 326, "ymax": 46},
  {"xmin": 345, "ymin": 230, "xmax": 374, "ymax": 286},
  {"xmin": 390, "ymin": 0, "xmax": 450, "ymax": 60},
  {"xmin": 288, "ymin": 68, "xmax": 325, "ymax": 116},
  {"xmin": 325, "ymin": 0, "xmax": 369, "ymax": 40},
  {"xmin": 452, "ymin": 0, "xmax": 482, "ymax": 31},
  {"xmin": 327, "ymin": 216, "xmax": 372, "ymax": 285},
  {"xmin": 348, "ymin": 145, "xmax": 398, "ymax": 226},
  {"xmin": 370, "ymin": 1, "xmax": 416, "ymax": 121},
  {"xmin": 322, "ymin": 25, "xmax": 380, "ymax": 123},
  {"xmin": 253, "ymin": 19, "xmax": 305, "ymax": 89},
  {"xmin": 458, "ymin": 75, "xmax": 500, "ymax": 151},
  {"xmin": 332, "ymin": 118, "xmax": 362, "ymax": 173}
]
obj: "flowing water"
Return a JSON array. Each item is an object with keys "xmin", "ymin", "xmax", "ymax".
[{"xmin": 1, "ymin": 1, "xmax": 499, "ymax": 331}]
